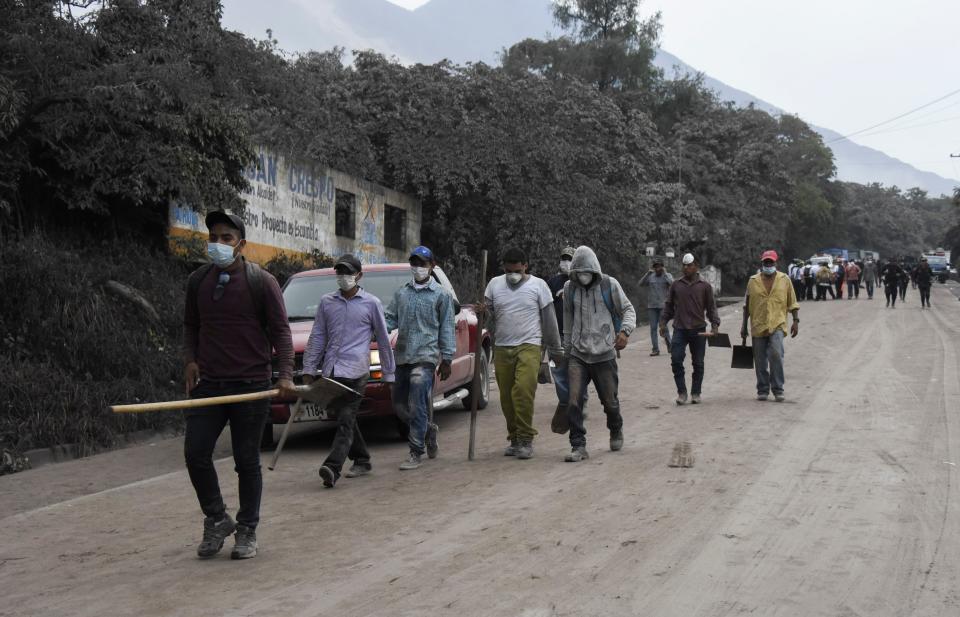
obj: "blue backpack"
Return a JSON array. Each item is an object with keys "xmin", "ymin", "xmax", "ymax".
[{"xmin": 568, "ymin": 274, "xmax": 622, "ymax": 333}]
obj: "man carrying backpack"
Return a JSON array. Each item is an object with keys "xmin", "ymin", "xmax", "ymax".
[
  {"xmin": 561, "ymin": 246, "xmax": 636, "ymax": 461},
  {"xmin": 183, "ymin": 211, "xmax": 295, "ymax": 560}
]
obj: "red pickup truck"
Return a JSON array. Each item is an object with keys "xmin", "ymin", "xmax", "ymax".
[{"xmin": 267, "ymin": 263, "xmax": 491, "ymax": 438}]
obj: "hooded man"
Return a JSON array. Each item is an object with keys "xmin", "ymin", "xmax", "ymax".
[
  {"xmin": 561, "ymin": 246, "xmax": 636, "ymax": 461},
  {"xmin": 546, "ymin": 246, "xmax": 588, "ymax": 420},
  {"xmin": 659, "ymin": 253, "xmax": 720, "ymax": 404},
  {"xmin": 741, "ymin": 250, "xmax": 799, "ymax": 402}
]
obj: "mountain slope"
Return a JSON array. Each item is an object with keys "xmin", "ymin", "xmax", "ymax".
[{"xmin": 221, "ymin": 0, "xmax": 959, "ymax": 196}]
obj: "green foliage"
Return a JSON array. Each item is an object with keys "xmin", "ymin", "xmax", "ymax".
[{"xmin": 263, "ymin": 249, "xmax": 335, "ymax": 287}]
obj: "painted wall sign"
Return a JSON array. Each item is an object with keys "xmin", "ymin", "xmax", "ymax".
[{"xmin": 169, "ymin": 147, "xmax": 422, "ymax": 266}]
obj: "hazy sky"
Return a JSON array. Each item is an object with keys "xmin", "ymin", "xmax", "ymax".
[{"xmin": 387, "ymin": 0, "xmax": 960, "ymax": 183}]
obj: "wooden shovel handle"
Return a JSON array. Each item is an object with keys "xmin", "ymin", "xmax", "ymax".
[{"xmin": 111, "ymin": 389, "xmax": 280, "ymax": 413}]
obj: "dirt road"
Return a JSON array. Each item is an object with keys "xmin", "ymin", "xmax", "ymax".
[{"xmin": 3, "ymin": 285, "xmax": 960, "ymax": 616}]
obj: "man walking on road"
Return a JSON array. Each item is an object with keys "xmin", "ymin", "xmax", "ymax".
[
  {"xmin": 880, "ymin": 259, "xmax": 904, "ymax": 308},
  {"xmin": 898, "ymin": 262, "xmax": 910, "ymax": 303},
  {"xmin": 740, "ymin": 251, "xmax": 800, "ymax": 403},
  {"xmin": 546, "ymin": 246, "xmax": 587, "ymax": 422},
  {"xmin": 862, "ymin": 257, "xmax": 878, "ymax": 299},
  {"xmin": 844, "ymin": 260, "xmax": 861, "ymax": 299},
  {"xmin": 385, "ymin": 246, "xmax": 456, "ymax": 471},
  {"xmin": 303, "ymin": 254, "xmax": 396, "ymax": 487},
  {"xmin": 183, "ymin": 211, "xmax": 295, "ymax": 560},
  {"xmin": 914, "ymin": 257, "xmax": 933, "ymax": 308},
  {"xmin": 639, "ymin": 257, "xmax": 673, "ymax": 356},
  {"xmin": 484, "ymin": 247, "xmax": 563, "ymax": 459},
  {"xmin": 561, "ymin": 246, "xmax": 636, "ymax": 462},
  {"xmin": 833, "ymin": 260, "xmax": 845, "ymax": 300},
  {"xmin": 660, "ymin": 253, "xmax": 720, "ymax": 405}
]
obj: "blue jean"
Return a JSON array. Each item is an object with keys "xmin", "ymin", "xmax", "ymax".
[
  {"xmin": 671, "ymin": 327, "xmax": 707, "ymax": 394},
  {"xmin": 566, "ymin": 357, "xmax": 622, "ymax": 448},
  {"xmin": 551, "ymin": 364, "xmax": 588, "ymax": 409},
  {"xmin": 184, "ymin": 379, "xmax": 270, "ymax": 529},
  {"xmin": 753, "ymin": 330, "xmax": 785, "ymax": 395},
  {"xmin": 648, "ymin": 308, "xmax": 671, "ymax": 352},
  {"xmin": 393, "ymin": 363, "xmax": 435, "ymax": 456}
]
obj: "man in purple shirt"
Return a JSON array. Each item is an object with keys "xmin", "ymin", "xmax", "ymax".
[
  {"xmin": 659, "ymin": 253, "xmax": 720, "ymax": 405},
  {"xmin": 302, "ymin": 254, "xmax": 396, "ymax": 487},
  {"xmin": 183, "ymin": 211, "xmax": 294, "ymax": 560}
]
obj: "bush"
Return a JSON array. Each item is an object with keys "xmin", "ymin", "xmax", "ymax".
[{"xmin": 264, "ymin": 249, "xmax": 335, "ymax": 286}]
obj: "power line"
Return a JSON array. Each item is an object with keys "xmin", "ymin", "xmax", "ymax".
[
  {"xmin": 855, "ymin": 114, "xmax": 960, "ymax": 139},
  {"xmin": 826, "ymin": 87, "xmax": 960, "ymax": 144}
]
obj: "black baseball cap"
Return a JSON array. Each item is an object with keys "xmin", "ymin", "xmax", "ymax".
[
  {"xmin": 205, "ymin": 211, "xmax": 246, "ymax": 239},
  {"xmin": 334, "ymin": 253, "xmax": 362, "ymax": 273}
]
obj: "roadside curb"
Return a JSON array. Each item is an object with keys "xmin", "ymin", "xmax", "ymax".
[{"xmin": 20, "ymin": 428, "xmax": 182, "ymax": 471}]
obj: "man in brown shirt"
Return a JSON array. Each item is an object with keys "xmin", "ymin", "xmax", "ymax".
[
  {"xmin": 659, "ymin": 253, "xmax": 720, "ymax": 405},
  {"xmin": 183, "ymin": 211, "xmax": 294, "ymax": 560}
]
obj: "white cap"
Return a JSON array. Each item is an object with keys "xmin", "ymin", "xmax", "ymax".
[{"xmin": 682, "ymin": 253, "xmax": 695, "ymax": 265}]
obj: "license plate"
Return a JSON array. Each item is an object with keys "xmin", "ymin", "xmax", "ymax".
[{"xmin": 293, "ymin": 402, "xmax": 330, "ymax": 422}]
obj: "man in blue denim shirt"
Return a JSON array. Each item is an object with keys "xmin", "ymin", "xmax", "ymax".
[
  {"xmin": 302, "ymin": 254, "xmax": 396, "ymax": 487},
  {"xmin": 386, "ymin": 246, "xmax": 456, "ymax": 470}
]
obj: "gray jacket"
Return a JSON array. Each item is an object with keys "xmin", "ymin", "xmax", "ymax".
[
  {"xmin": 562, "ymin": 246, "xmax": 637, "ymax": 363},
  {"xmin": 639, "ymin": 270, "xmax": 674, "ymax": 308}
]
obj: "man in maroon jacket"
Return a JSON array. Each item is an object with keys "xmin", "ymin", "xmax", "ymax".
[{"xmin": 183, "ymin": 211, "xmax": 295, "ymax": 561}]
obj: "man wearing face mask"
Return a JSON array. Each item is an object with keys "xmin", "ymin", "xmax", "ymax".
[
  {"xmin": 483, "ymin": 246, "xmax": 563, "ymax": 459},
  {"xmin": 638, "ymin": 257, "xmax": 673, "ymax": 356},
  {"xmin": 545, "ymin": 246, "xmax": 588, "ymax": 425},
  {"xmin": 385, "ymin": 246, "xmax": 456, "ymax": 470},
  {"xmin": 183, "ymin": 211, "xmax": 295, "ymax": 560},
  {"xmin": 302, "ymin": 254, "xmax": 396, "ymax": 487},
  {"xmin": 659, "ymin": 253, "xmax": 720, "ymax": 405},
  {"xmin": 740, "ymin": 250, "xmax": 799, "ymax": 402},
  {"xmin": 561, "ymin": 246, "xmax": 636, "ymax": 462}
]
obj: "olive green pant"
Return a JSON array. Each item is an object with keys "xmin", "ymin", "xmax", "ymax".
[{"xmin": 493, "ymin": 344, "xmax": 541, "ymax": 441}]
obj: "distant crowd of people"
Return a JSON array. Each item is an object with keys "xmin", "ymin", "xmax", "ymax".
[{"xmin": 786, "ymin": 256, "xmax": 935, "ymax": 308}]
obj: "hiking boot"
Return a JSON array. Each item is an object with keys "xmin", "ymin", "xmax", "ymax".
[
  {"xmin": 504, "ymin": 439, "xmax": 520, "ymax": 456},
  {"xmin": 757, "ymin": 393, "xmax": 769, "ymax": 401},
  {"xmin": 676, "ymin": 392, "xmax": 688, "ymax": 405},
  {"xmin": 426, "ymin": 423, "xmax": 439, "ymax": 459},
  {"xmin": 774, "ymin": 393, "xmax": 785, "ymax": 402},
  {"xmin": 399, "ymin": 453, "xmax": 422, "ymax": 470},
  {"xmin": 230, "ymin": 525, "xmax": 257, "ymax": 560},
  {"xmin": 610, "ymin": 430, "xmax": 624, "ymax": 451},
  {"xmin": 197, "ymin": 514, "xmax": 236, "ymax": 559},
  {"xmin": 319, "ymin": 465, "xmax": 337, "ymax": 488},
  {"xmin": 690, "ymin": 394, "xmax": 701, "ymax": 404},
  {"xmin": 344, "ymin": 463, "xmax": 371, "ymax": 478},
  {"xmin": 516, "ymin": 440, "xmax": 534, "ymax": 460},
  {"xmin": 564, "ymin": 446, "xmax": 589, "ymax": 462}
]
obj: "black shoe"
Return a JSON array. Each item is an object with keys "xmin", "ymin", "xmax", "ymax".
[
  {"xmin": 197, "ymin": 514, "xmax": 236, "ymax": 559},
  {"xmin": 231, "ymin": 525, "xmax": 258, "ymax": 560},
  {"xmin": 319, "ymin": 465, "xmax": 337, "ymax": 488},
  {"xmin": 610, "ymin": 431, "xmax": 624, "ymax": 451}
]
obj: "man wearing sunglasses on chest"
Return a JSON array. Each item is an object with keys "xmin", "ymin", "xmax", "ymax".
[{"xmin": 183, "ymin": 211, "xmax": 295, "ymax": 561}]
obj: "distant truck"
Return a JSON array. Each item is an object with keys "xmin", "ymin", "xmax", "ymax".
[{"xmin": 921, "ymin": 249, "xmax": 951, "ymax": 283}]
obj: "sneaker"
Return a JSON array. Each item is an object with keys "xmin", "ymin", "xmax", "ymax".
[
  {"xmin": 690, "ymin": 394, "xmax": 701, "ymax": 404},
  {"xmin": 344, "ymin": 463, "xmax": 371, "ymax": 478},
  {"xmin": 319, "ymin": 465, "xmax": 337, "ymax": 488},
  {"xmin": 757, "ymin": 393, "xmax": 769, "ymax": 401},
  {"xmin": 516, "ymin": 440, "xmax": 534, "ymax": 460},
  {"xmin": 564, "ymin": 446, "xmax": 589, "ymax": 462},
  {"xmin": 197, "ymin": 514, "xmax": 236, "ymax": 558},
  {"xmin": 399, "ymin": 453, "xmax": 422, "ymax": 470},
  {"xmin": 650, "ymin": 350, "xmax": 660, "ymax": 356},
  {"xmin": 504, "ymin": 438, "xmax": 519, "ymax": 456},
  {"xmin": 774, "ymin": 393, "xmax": 785, "ymax": 402},
  {"xmin": 230, "ymin": 525, "xmax": 257, "ymax": 560},
  {"xmin": 609, "ymin": 431, "xmax": 624, "ymax": 452},
  {"xmin": 676, "ymin": 392, "xmax": 688, "ymax": 405},
  {"xmin": 426, "ymin": 423, "xmax": 439, "ymax": 459}
]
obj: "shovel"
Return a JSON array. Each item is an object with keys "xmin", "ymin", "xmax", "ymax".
[{"xmin": 732, "ymin": 337, "xmax": 754, "ymax": 369}]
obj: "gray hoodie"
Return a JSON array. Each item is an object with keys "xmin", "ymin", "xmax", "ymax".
[{"xmin": 562, "ymin": 246, "xmax": 637, "ymax": 363}]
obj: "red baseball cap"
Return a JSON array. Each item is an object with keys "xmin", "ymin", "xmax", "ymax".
[{"xmin": 761, "ymin": 250, "xmax": 778, "ymax": 262}]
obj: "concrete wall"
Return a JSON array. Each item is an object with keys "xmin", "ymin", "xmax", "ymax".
[{"xmin": 169, "ymin": 146, "xmax": 422, "ymax": 265}]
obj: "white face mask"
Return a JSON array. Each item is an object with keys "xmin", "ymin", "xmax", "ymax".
[
  {"xmin": 559, "ymin": 261, "xmax": 571, "ymax": 274},
  {"xmin": 506, "ymin": 272, "xmax": 524, "ymax": 285},
  {"xmin": 336, "ymin": 274, "xmax": 357, "ymax": 291},
  {"xmin": 207, "ymin": 242, "xmax": 237, "ymax": 268},
  {"xmin": 411, "ymin": 266, "xmax": 431, "ymax": 283},
  {"xmin": 762, "ymin": 265, "xmax": 776, "ymax": 275},
  {"xmin": 578, "ymin": 273, "xmax": 593, "ymax": 286}
]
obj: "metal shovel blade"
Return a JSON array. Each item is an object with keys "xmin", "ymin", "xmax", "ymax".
[{"xmin": 731, "ymin": 340, "xmax": 754, "ymax": 369}]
